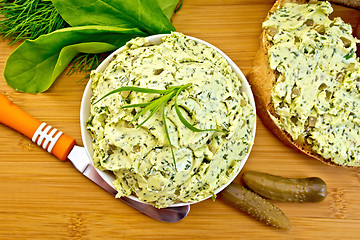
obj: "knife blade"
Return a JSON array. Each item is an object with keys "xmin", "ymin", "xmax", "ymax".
[
  {"xmin": 67, "ymin": 145, "xmax": 190, "ymax": 222},
  {"xmin": 0, "ymin": 93, "xmax": 190, "ymax": 222}
]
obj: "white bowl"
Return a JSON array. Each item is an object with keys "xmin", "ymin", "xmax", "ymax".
[{"xmin": 80, "ymin": 34, "xmax": 257, "ymax": 207}]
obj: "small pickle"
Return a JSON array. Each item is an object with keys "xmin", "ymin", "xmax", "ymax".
[
  {"xmin": 242, "ymin": 171, "xmax": 327, "ymax": 202},
  {"xmin": 219, "ymin": 182, "xmax": 291, "ymax": 230}
]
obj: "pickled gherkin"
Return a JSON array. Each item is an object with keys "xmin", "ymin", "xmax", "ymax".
[
  {"xmin": 219, "ymin": 182, "xmax": 291, "ymax": 230},
  {"xmin": 242, "ymin": 171, "xmax": 327, "ymax": 202}
]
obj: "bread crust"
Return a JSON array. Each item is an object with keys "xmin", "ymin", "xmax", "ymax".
[
  {"xmin": 248, "ymin": 0, "xmax": 343, "ymax": 166},
  {"xmin": 329, "ymin": 0, "xmax": 360, "ymax": 9}
]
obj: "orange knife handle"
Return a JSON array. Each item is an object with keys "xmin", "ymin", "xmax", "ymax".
[{"xmin": 0, "ymin": 93, "xmax": 76, "ymax": 160}]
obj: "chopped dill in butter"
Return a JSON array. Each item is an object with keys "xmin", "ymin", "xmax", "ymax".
[
  {"xmin": 87, "ymin": 32, "xmax": 255, "ymax": 208},
  {"xmin": 264, "ymin": 1, "xmax": 360, "ymax": 166}
]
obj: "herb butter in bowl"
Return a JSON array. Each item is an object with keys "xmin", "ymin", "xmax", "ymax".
[{"xmin": 80, "ymin": 32, "xmax": 256, "ymax": 208}]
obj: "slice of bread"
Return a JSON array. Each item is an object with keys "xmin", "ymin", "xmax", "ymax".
[{"xmin": 248, "ymin": 0, "xmax": 359, "ymax": 167}]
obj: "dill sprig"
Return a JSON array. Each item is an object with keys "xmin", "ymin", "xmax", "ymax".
[
  {"xmin": 95, "ymin": 83, "xmax": 228, "ymax": 170},
  {"xmin": 67, "ymin": 52, "xmax": 110, "ymax": 76},
  {"xmin": 0, "ymin": 0, "xmax": 104, "ymax": 74},
  {"xmin": 0, "ymin": 0, "xmax": 68, "ymax": 44}
]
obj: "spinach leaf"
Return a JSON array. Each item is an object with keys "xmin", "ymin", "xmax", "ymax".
[
  {"xmin": 50, "ymin": 0, "xmax": 175, "ymax": 34},
  {"xmin": 4, "ymin": 26, "xmax": 146, "ymax": 93},
  {"xmin": 157, "ymin": 0, "xmax": 181, "ymax": 20}
]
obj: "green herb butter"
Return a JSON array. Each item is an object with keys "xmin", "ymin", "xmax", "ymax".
[
  {"xmin": 87, "ymin": 32, "xmax": 255, "ymax": 208},
  {"xmin": 264, "ymin": 1, "xmax": 360, "ymax": 166}
]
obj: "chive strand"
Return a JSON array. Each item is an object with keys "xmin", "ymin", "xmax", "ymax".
[
  {"xmin": 121, "ymin": 102, "xmax": 151, "ymax": 108},
  {"xmin": 94, "ymin": 86, "xmax": 171, "ymax": 104},
  {"xmin": 130, "ymin": 91, "xmax": 175, "ymax": 125},
  {"xmin": 163, "ymin": 102, "xmax": 177, "ymax": 170},
  {"xmin": 136, "ymin": 91, "xmax": 177, "ymax": 127}
]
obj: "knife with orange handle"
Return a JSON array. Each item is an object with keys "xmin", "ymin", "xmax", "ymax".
[
  {"xmin": 0, "ymin": 93, "xmax": 75, "ymax": 160},
  {"xmin": 0, "ymin": 93, "xmax": 190, "ymax": 222}
]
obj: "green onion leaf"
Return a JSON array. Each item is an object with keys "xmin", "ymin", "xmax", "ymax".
[
  {"xmin": 130, "ymin": 91, "xmax": 175, "ymax": 125},
  {"xmin": 94, "ymin": 85, "xmax": 171, "ymax": 104},
  {"xmin": 136, "ymin": 92, "xmax": 176, "ymax": 127},
  {"xmin": 163, "ymin": 101, "xmax": 177, "ymax": 170},
  {"xmin": 121, "ymin": 102, "xmax": 151, "ymax": 108}
]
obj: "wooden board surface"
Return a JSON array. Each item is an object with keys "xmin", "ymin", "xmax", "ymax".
[{"xmin": 1, "ymin": 0, "xmax": 360, "ymax": 239}]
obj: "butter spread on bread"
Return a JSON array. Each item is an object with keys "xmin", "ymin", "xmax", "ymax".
[{"xmin": 262, "ymin": 1, "xmax": 360, "ymax": 166}]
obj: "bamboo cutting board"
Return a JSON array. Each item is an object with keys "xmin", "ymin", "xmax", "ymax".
[{"xmin": 1, "ymin": 0, "xmax": 360, "ymax": 239}]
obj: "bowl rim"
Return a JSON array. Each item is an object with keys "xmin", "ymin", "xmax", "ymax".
[{"xmin": 80, "ymin": 33, "xmax": 257, "ymax": 207}]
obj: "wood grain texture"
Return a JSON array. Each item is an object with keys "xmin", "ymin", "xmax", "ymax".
[{"xmin": 1, "ymin": 0, "xmax": 360, "ymax": 239}]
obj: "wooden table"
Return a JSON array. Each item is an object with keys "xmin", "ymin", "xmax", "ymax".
[{"xmin": 1, "ymin": 0, "xmax": 360, "ymax": 239}]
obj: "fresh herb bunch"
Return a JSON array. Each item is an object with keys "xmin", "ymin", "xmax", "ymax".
[
  {"xmin": 0, "ymin": 0, "xmax": 67, "ymax": 44},
  {"xmin": 95, "ymin": 84, "xmax": 228, "ymax": 170},
  {"xmin": 3, "ymin": 0, "xmax": 181, "ymax": 93},
  {"xmin": 0, "ymin": 0, "xmax": 107, "ymax": 75}
]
